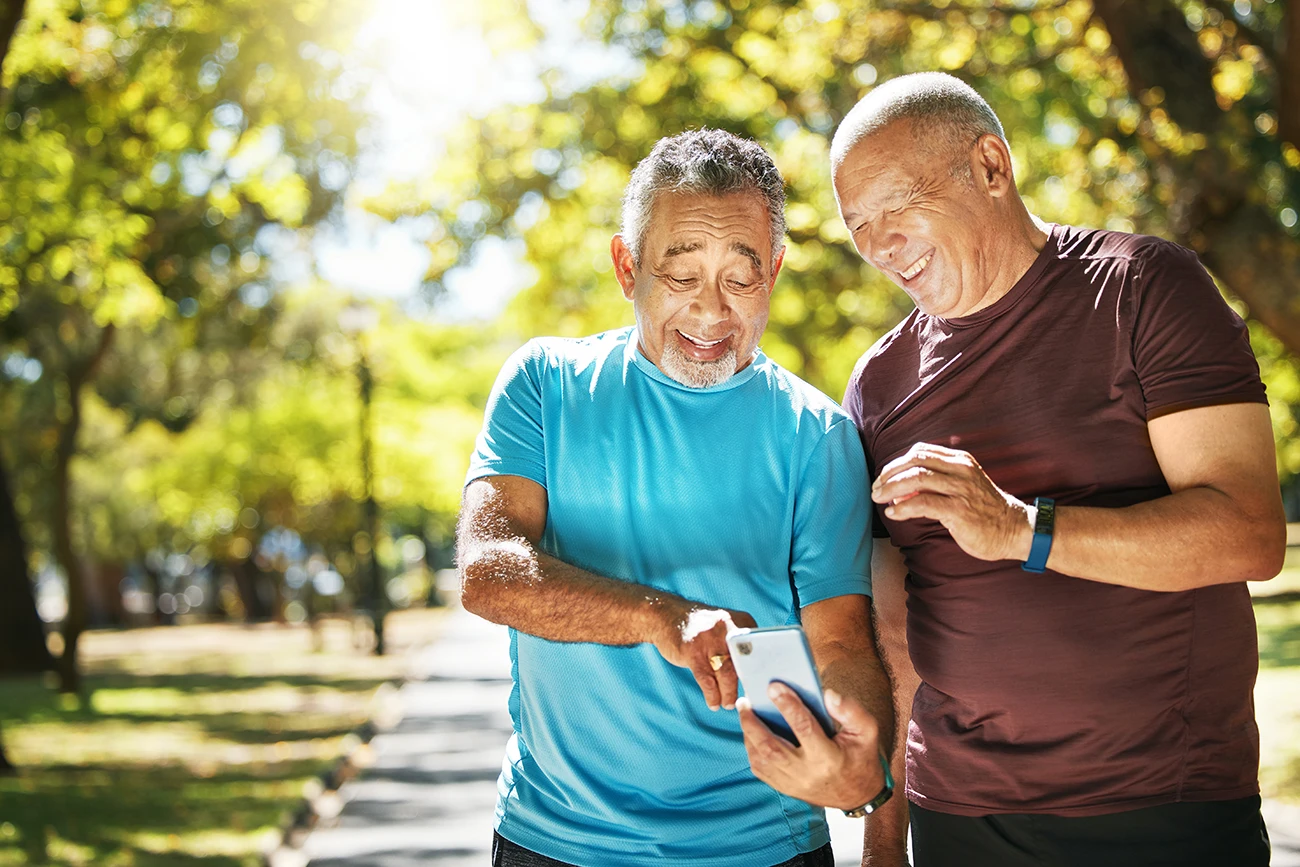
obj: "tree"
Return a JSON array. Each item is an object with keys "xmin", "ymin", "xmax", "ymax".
[
  {"xmin": 1090, "ymin": 0, "xmax": 1300, "ymax": 352},
  {"xmin": 0, "ymin": 449, "xmax": 50, "ymax": 674},
  {"xmin": 0, "ymin": 0, "xmax": 370, "ymax": 690},
  {"xmin": 406, "ymin": 0, "xmax": 1299, "ymax": 464}
]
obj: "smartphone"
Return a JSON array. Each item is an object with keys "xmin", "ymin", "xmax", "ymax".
[{"xmin": 726, "ymin": 625, "xmax": 836, "ymax": 746}]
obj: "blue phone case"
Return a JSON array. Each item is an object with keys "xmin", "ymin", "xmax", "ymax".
[{"xmin": 726, "ymin": 625, "xmax": 835, "ymax": 745}]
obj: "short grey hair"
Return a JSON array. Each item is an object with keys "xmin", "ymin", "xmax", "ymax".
[
  {"xmin": 831, "ymin": 72, "xmax": 1006, "ymax": 180},
  {"xmin": 621, "ymin": 128, "xmax": 786, "ymax": 267}
]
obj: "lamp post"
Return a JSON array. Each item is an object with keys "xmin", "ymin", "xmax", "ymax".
[{"xmin": 339, "ymin": 303, "xmax": 385, "ymax": 655}]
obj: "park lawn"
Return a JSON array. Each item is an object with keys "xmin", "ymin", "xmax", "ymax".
[
  {"xmin": 0, "ymin": 609, "xmax": 445, "ymax": 867},
  {"xmin": 1257, "ymin": 589, "xmax": 1300, "ymax": 806}
]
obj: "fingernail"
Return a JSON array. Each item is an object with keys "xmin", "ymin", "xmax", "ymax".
[
  {"xmin": 825, "ymin": 689, "xmax": 842, "ymax": 708},
  {"xmin": 885, "ymin": 506, "xmax": 895, "ymax": 517}
]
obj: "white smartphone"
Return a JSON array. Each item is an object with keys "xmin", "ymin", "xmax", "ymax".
[{"xmin": 726, "ymin": 625, "xmax": 836, "ymax": 745}]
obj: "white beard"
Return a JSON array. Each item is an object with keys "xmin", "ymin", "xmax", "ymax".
[{"xmin": 659, "ymin": 340, "xmax": 738, "ymax": 389}]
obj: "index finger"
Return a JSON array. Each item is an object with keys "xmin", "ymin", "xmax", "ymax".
[
  {"xmin": 737, "ymin": 697, "xmax": 797, "ymax": 765},
  {"xmin": 768, "ymin": 682, "xmax": 836, "ymax": 757},
  {"xmin": 875, "ymin": 446, "xmax": 968, "ymax": 486}
]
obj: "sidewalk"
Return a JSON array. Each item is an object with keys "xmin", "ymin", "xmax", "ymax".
[{"xmin": 300, "ymin": 606, "xmax": 1300, "ymax": 866}]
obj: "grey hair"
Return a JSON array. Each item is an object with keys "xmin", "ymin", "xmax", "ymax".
[
  {"xmin": 830, "ymin": 72, "xmax": 1006, "ymax": 180},
  {"xmin": 621, "ymin": 128, "xmax": 786, "ymax": 267}
]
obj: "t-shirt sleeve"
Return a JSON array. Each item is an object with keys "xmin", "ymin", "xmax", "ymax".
[
  {"xmin": 1132, "ymin": 242, "xmax": 1267, "ymax": 420},
  {"xmin": 842, "ymin": 367, "xmax": 891, "ymax": 540},
  {"xmin": 790, "ymin": 417, "xmax": 874, "ymax": 605},
  {"xmin": 465, "ymin": 340, "xmax": 548, "ymax": 489}
]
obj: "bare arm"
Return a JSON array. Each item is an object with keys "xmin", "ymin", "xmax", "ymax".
[
  {"xmin": 862, "ymin": 541, "xmax": 917, "ymax": 867},
  {"xmin": 873, "ymin": 403, "xmax": 1285, "ymax": 592},
  {"xmin": 805, "ymin": 593, "xmax": 895, "ymax": 758},
  {"xmin": 457, "ymin": 475, "xmax": 756, "ymax": 709},
  {"xmin": 736, "ymin": 593, "xmax": 892, "ymax": 814}
]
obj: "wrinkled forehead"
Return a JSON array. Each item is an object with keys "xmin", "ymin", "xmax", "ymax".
[
  {"xmin": 644, "ymin": 191, "xmax": 772, "ymax": 260},
  {"xmin": 833, "ymin": 124, "xmax": 942, "ymax": 211}
]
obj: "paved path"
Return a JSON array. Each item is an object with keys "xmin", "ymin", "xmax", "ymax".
[{"xmin": 301, "ymin": 606, "xmax": 1300, "ymax": 866}]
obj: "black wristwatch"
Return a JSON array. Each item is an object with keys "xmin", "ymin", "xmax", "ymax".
[{"xmin": 842, "ymin": 751, "xmax": 895, "ymax": 817}]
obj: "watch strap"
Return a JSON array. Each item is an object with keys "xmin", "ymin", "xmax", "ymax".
[{"xmin": 1022, "ymin": 496, "xmax": 1056, "ymax": 573}]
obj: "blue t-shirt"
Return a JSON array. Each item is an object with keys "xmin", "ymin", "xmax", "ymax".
[{"xmin": 466, "ymin": 327, "xmax": 872, "ymax": 867}]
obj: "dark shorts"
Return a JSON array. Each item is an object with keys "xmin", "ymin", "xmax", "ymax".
[
  {"xmin": 491, "ymin": 831, "xmax": 834, "ymax": 867},
  {"xmin": 909, "ymin": 795, "xmax": 1270, "ymax": 867}
]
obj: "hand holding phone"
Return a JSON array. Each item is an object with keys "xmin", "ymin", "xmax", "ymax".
[
  {"xmin": 732, "ymin": 633, "xmax": 891, "ymax": 813},
  {"xmin": 726, "ymin": 625, "xmax": 835, "ymax": 745}
]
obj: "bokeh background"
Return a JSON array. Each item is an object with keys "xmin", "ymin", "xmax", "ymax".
[{"xmin": 2, "ymin": 0, "xmax": 1299, "ymax": 864}]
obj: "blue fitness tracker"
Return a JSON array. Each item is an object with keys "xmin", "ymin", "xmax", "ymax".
[{"xmin": 1022, "ymin": 496, "xmax": 1056, "ymax": 573}]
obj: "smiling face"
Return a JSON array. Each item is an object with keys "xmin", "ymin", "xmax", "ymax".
[
  {"xmin": 611, "ymin": 191, "xmax": 784, "ymax": 388},
  {"xmin": 833, "ymin": 120, "xmax": 1010, "ymax": 319}
]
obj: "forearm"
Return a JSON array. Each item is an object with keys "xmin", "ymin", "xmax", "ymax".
[
  {"xmin": 460, "ymin": 535, "xmax": 682, "ymax": 645},
  {"xmin": 818, "ymin": 642, "xmax": 895, "ymax": 758},
  {"xmin": 863, "ymin": 628, "xmax": 919, "ymax": 866},
  {"xmin": 1029, "ymin": 488, "xmax": 1285, "ymax": 592}
]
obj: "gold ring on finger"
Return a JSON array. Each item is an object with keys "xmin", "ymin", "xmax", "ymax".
[{"xmin": 708, "ymin": 654, "xmax": 726, "ymax": 671}]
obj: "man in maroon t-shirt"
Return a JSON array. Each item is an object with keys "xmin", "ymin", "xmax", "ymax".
[{"xmin": 738, "ymin": 73, "xmax": 1285, "ymax": 866}]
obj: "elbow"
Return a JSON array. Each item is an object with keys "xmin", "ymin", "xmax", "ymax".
[
  {"xmin": 1224, "ymin": 515, "xmax": 1286, "ymax": 583},
  {"xmin": 456, "ymin": 539, "xmax": 532, "ymax": 622},
  {"xmin": 1243, "ymin": 522, "xmax": 1287, "ymax": 582},
  {"xmin": 457, "ymin": 562, "xmax": 494, "ymax": 618}
]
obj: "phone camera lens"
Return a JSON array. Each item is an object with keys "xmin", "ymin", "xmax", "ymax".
[{"xmin": 736, "ymin": 642, "xmax": 752, "ymax": 655}]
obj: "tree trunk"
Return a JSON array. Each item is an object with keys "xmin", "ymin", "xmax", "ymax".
[
  {"xmin": 1090, "ymin": 0, "xmax": 1300, "ymax": 354},
  {"xmin": 0, "ymin": 0, "xmax": 26, "ymax": 110},
  {"xmin": 52, "ymin": 324, "xmax": 115, "ymax": 694},
  {"xmin": 0, "ymin": 448, "xmax": 52, "ymax": 674},
  {"xmin": 0, "ymin": 0, "xmax": 26, "ymax": 72},
  {"xmin": 1279, "ymin": 0, "xmax": 1300, "ymax": 148},
  {"xmin": 232, "ymin": 555, "xmax": 273, "ymax": 621},
  {"xmin": 0, "ymin": 723, "xmax": 14, "ymax": 776}
]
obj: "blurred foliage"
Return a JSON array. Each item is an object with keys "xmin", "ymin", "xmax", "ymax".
[
  {"xmin": 72, "ymin": 286, "xmax": 497, "ymax": 573},
  {"xmin": 0, "ymin": 0, "xmax": 370, "ymax": 556},
  {"xmin": 0, "ymin": 0, "xmax": 507, "ymax": 617},
  {"xmin": 396, "ymin": 0, "xmax": 1300, "ymax": 475}
]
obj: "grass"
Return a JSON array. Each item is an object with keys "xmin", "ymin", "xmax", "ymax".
[
  {"xmin": 0, "ymin": 609, "xmax": 446, "ymax": 867},
  {"xmin": 1256, "ymin": 558, "xmax": 1300, "ymax": 807}
]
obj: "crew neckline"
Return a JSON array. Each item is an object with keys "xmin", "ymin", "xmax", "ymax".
[
  {"xmin": 624, "ymin": 329, "xmax": 764, "ymax": 393},
  {"xmin": 933, "ymin": 223, "xmax": 1061, "ymax": 329}
]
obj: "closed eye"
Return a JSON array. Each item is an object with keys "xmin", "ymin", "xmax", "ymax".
[{"xmin": 655, "ymin": 272, "xmax": 698, "ymax": 289}]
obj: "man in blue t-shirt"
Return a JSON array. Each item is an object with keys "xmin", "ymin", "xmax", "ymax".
[{"xmin": 457, "ymin": 129, "xmax": 895, "ymax": 867}]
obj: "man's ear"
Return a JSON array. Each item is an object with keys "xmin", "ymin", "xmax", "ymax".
[
  {"xmin": 611, "ymin": 234, "xmax": 638, "ymax": 301},
  {"xmin": 973, "ymin": 134, "xmax": 1014, "ymax": 198},
  {"xmin": 768, "ymin": 246, "xmax": 786, "ymax": 292}
]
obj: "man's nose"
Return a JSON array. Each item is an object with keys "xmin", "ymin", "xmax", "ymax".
[
  {"xmin": 691, "ymin": 281, "xmax": 730, "ymax": 323},
  {"xmin": 865, "ymin": 222, "xmax": 907, "ymax": 271}
]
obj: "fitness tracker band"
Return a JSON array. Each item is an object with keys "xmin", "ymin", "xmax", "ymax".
[{"xmin": 1021, "ymin": 496, "xmax": 1056, "ymax": 573}]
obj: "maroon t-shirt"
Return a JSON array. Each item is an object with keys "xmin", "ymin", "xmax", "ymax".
[{"xmin": 844, "ymin": 224, "xmax": 1267, "ymax": 817}]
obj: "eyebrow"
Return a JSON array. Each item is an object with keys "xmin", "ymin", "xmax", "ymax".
[
  {"xmin": 661, "ymin": 241, "xmax": 703, "ymax": 259},
  {"xmin": 731, "ymin": 242, "xmax": 762, "ymax": 272},
  {"xmin": 658, "ymin": 240, "xmax": 763, "ymax": 272}
]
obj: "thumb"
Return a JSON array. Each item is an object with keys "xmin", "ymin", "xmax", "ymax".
[{"xmin": 825, "ymin": 689, "xmax": 878, "ymax": 743}]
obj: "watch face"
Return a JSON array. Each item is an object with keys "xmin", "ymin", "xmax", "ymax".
[{"xmin": 1035, "ymin": 498, "xmax": 1056, "ymax": 534}]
